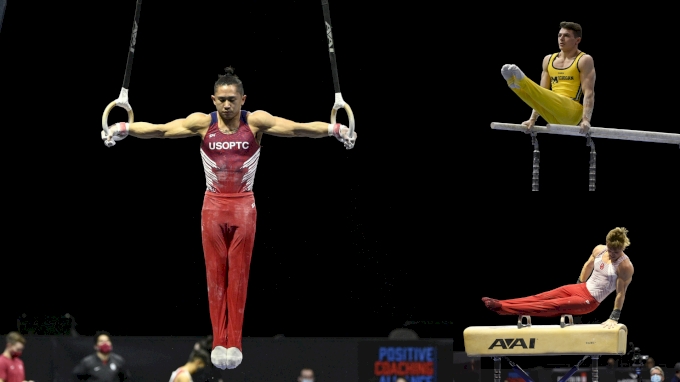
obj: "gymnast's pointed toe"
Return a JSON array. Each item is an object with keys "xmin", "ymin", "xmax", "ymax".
[
  {"xmin": 482, "ymin": 297, "xmax": 502, "ymax": 311},
  {"xmin": 501, "ymin": 64, "xmax": 514, "ymax": 80}
]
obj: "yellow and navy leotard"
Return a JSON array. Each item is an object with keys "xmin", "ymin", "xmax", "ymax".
[{"xmin": 548, "ymin": 51, "xmax": 586, "ymax": 104}]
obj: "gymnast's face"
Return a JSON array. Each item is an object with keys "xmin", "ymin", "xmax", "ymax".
[
  {"xmin": 606, "ymin": 246, "xmax": 623, "ymax": 261},
  {"xmin": 212, "ymin": 85, "xmax": 246, "ymax": 121},
  {"xmin": 558, "ymin": 28, "xmax": 580, "ymax": 50}
]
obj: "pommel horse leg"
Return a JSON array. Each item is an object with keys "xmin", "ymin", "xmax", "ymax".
[{"xmin": 494, "ymin": 357, "xmax": 501, "ymax": 382}]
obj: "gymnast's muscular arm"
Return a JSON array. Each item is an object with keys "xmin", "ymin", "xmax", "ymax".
[
  {"xmin": 127, "ymin": 112, "xmax": 212, "ymax": 139},
  {"xmin": 613, "ymin": 261, "xmax": 633, "ymax": 310},
  {"xmin": 601, "ymin": 260, "xmax": 633, "ymax": 330},
  {"xmin": 246, "ymin": 110, "xmax": 330, "ymax": 138},
  {"xmin": 578, "ymin": 55, "xmax": 596, "ymax": 133},
  {"xmin": 577, "ymin": 245, "xmax": 599, "ymax": 283},
  {"xmin": 522, "ymin": 55, "xmax": 552, "ymax": 128},
  {"xmin": 539, "ymin": 54, "xmax": 552, "ymax": 90}
]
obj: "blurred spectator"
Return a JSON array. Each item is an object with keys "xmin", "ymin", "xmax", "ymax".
[
  {"xmin": 193, "ymin": 336, "xmax": 212, "ymax": 353},
  {"xmin": 298, "ymin": 368, "xmax": 315, "ymax": 382},
  {"xmin": 192, "ymin": 335, "xmax": 224, "ymax": 382},
  {"xmin": 169, "ymin": 348, "xmax": 210, "ymax": 382},
  {"xmin": 650, "ymin": 366, "xmax": 664, "ymax": 382},
  {"xmin": 72, "ymin": 331, "xmax": 131, "ymax": 381},
  {"xmin": 0, "ymin": 331, "xmax": 34, "ymax": 382},
  {"xmin": 670, "ymin": 363, "xmax": 680, "ymax": 382},
  {"xmin": 606, "ymin": 358, "xmax": 618, "ymax": 368},
  {"xmin": 601, "ymin": 357, "xmax": 618, "ymax": 382},
  {"xmin": 388, "ymin": 328, "xmax": 419, "ymax": 340},
  {"xmin": 639, "ymin": 357, "xmax": 655, "ymax": 380},
  {"xmin": 396, "ymin": 378, "xmax": 407, "ymax": 382},
  {"xmin": 646, "ymin": 358, "xmax": 656, "ymax": 370}
]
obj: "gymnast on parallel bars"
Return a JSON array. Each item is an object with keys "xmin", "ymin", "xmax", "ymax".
[{"xmin": 501, "ymin": 21, "xmax": 595, "ymax": 135}]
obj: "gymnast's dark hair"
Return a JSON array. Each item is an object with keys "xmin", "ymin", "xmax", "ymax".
[
  {"xmin": 214, "ymin": 66, "xmax": 244, "ymax": 95},
  {"xmin": 194, "ymin": 335, "xmax": 213, "ymax": 353},
  {"xmin": 188, "ymin": 348, "xmax": 211, "ymax": 365},
  {"xmin": 560, "ymin": 21, "xmax": 582, "ymax": 39}
]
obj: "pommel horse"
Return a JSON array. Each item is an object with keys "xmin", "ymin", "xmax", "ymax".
[{"xmin": 463, "ymin": 315, "xmax": 627, "ymax": 382}]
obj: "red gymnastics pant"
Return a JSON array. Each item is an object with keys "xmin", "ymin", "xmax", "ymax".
[
  {"xmin": 495, "ymin": 283, "xmax": 599, "ymax": 317},
  {"xmin": 201, "ymin": 191, "xmax": 257, "ymax": 350}
]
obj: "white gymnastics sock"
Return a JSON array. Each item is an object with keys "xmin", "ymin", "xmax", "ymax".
[
  {"xmin": 500, "ymin": 64, "xmax": 525, "ymax": 89},
  {"xmin": 507, "ymin": 64, "xmax": 525, "ymax": 81},
  {"xmin": 211, "ymin": 346, "xmax": 228, "ymax": 370},
  {"xmin": 211, "ymin": 346, "xmax": 244, "ymax": 369},
  {"xmin": 500, "ymin": 64, "xmax": 514, "ymax": 80},
  {"xmin": 226, "ymin": 347, "xmax": 243, "ymax": 369}
]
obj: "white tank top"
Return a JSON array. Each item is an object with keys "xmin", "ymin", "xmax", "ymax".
[
  {"xmin": 585, "ymin": 248, "xmax": 629, "ymax": 303},
  {"xmin": 169, "ymin": 368, "xmax": 192, "ymax": 382}
]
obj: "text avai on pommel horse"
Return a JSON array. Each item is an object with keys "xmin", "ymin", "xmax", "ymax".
[{"xmin": 463, "ymin": 323, "xmax": 627, "ymax": 356}]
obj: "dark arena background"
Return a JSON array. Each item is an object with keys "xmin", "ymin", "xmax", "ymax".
[{"xmin": 1, "ymin": 0, "xmax": 678, "ymax": 381}]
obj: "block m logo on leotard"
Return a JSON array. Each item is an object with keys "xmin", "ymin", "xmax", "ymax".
[
  {"xmin": 488, "ymin": 338, "xmax": 536, "ymax": 350},
  {"xmin": 551, "ymin": 75, "xmax": 574, "ymax": 84}
]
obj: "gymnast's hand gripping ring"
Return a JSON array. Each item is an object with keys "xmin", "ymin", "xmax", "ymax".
[
  {"xmin": 102, "ymin": 87, "xmax": 134, "ymax": 147},
  {"xmin": 330, "ymin": 93, "xmax": 355, "ymax": 144}
]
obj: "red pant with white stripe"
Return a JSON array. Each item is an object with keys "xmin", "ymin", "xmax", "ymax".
[
  {"xmin": 495, "ymin": 283, "xmax": 599, "ymax": 317},
  {"xmin": 201, "ymin": 191, "xmax": 257, "ymax": 350}
]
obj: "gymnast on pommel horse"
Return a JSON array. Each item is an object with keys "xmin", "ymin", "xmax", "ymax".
[
  {"xmin": 465, "ymin": 227, "xmax": 634, "ymax": 382},
  {"xmin": 483, "ymin": 227, "xmax": 634, "ymax": 329}
]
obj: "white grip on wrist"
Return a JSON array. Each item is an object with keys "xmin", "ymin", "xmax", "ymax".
[
  {"xmin": 102, "ymin": 122, "xmax": 129, "ymax": 147},
  {"xmin": 328, "ymin": 123, "xmax": 356, "ymax": 150},
  {"xmin": 328, "ymin": 123, "xmax": 341, "ymax": 138}
]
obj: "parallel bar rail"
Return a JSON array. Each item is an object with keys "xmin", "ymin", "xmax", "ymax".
[{"xmin": 490, "ymin": 122, "xmax": 680, "ymax": 145}]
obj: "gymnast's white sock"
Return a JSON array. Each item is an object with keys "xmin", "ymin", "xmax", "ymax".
[
  {"xmin": 500, "ymin": 64, "xmax": 513, "ymax": 80},
  {"xmin": 500, "ymin": 64, "xmax": 525, "ymax": 89},
  {"xmin": 211, "ymin": 346, "xmax": 243, "ymax": 370}
]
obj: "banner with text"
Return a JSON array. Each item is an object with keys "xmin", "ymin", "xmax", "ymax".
[{"xmin": 358, "ymin": 340, "xmax": 453, "ymax": 382}]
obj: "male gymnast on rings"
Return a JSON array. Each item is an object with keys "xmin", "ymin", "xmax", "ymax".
[{"xmin": 102, "ymin": 67, "xmax": 357, "ymax": 369}]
